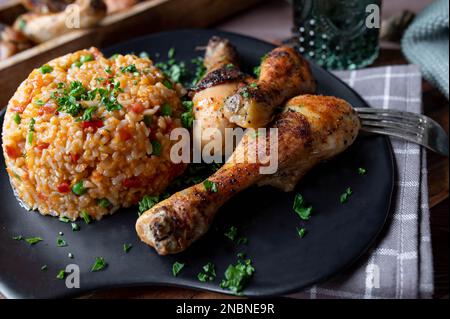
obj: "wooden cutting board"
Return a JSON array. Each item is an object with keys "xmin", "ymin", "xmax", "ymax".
[{"xmin": 0, "ymin": 0, "xmax": 265, "ymax": 108}]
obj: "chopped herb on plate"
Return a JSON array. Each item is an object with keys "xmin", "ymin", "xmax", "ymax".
[
  {"xmin": 13, "ymin": 235, "xmax": 23, "ymax": 241},
  {"xmin": 220, "ymin": 254, "xmax": 255, "ymax": 295},
  {"xmin": 25, "ymin": 237, "xmax": 43, "ymax": 245},
  {"xmin": 59, "ymin": 216, "xmax": 70, "ymax": 223},
  {"xmin": 358, "ymin": 167, "xmax": 367, "ymax": 175},
  {"xmin": 71, "ymin": 223, "xmax": 80, "ymax": 231},
  {"xmin": 91, "ymin": 257, "xmax": 107, "ymax": 272},
  {"xmin": 56, "ymin": 237, "xmax": 67, "ymax": 247},
  {"xmin": 41, "ymin": 265, "xmax": 48, "ymax": 271},
  {"xmin": 138, "ymin": 195, "xmax": 160, "ymax": 216},
  {"xmin": 123, "ymin": 243, "xmax": 132, "ymax": 253},
  {"xmin": 80, "ymin": 210, "xmax": 91, "ymax": 224},
  {"xmin": 172, "ymin": 261, "xmax": 185, "ymax": 277},
  {"xmin": 340, "ymin": 187, "xmax": 353, "ymax": 204},
  {"xmin": 56, "ymin": 270, "xmax": 66, "ymax": 279},
  {"xmin": 198, "ymin": 262, "xmax": 216, "ymax": 282},
  {"xmin": 297, "ymin": 227, "xmax": 307, "ymax": 238},
  {"xmin": 224, "ymin": 226, "xmax": 238, "ymax": 241},
  {"xmin": 293, "ymin": 193, "xmax": 313, "ymax": 220}
]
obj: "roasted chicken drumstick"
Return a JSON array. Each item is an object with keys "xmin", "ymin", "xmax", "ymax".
[
  {"xmin": 191, "ymin": 36, "xmax": 244, "ymax": 151},
  {"xmin": 136, "ymin": 95, "xmax": 360, "ymax": 255},
  {"xmin": 223, "ymin": 47, "xmax": 316, "ymax": 128}
]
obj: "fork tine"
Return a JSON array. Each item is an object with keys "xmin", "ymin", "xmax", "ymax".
[
  {"xmin": 356, "ymin": 108, "xmax": 449, "ymax": 156},
  {"xmin": 355, "ymin": 108, "xmax": 425, "ymax": 123},
  {"xmin": 359, "ymin": 119, "xmax": 423, "ymax": 135}
]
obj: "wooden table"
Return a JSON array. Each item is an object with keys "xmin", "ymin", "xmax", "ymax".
[{"xmin": 1, "ymin": 0, "xmax": 448, "ymax": 299}]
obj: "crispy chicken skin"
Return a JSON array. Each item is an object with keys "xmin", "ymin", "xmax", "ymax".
[
  {"xmin": 13, "ymin": 0, "xmax": 106, "ymax": 43},
  {"xmin": 223, "ymin": 47, "xmax": 316, "ymax": 129},
  {"xmin": 136, "ymin": 95, "xmax": 360, "ymax": 255},
  {"xmin": 192, "ymin": 37, "xmax": 244, "ymax": 151}
]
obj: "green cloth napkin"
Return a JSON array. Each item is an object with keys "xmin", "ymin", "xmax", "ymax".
[{"xmin": 402, "ymin": 0, "xmax": 449, "ymax": 99}]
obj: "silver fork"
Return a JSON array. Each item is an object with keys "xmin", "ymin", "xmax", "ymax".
[{"xmin": 355, "ymin": 108, "xmax": 449, "ymax": 157}]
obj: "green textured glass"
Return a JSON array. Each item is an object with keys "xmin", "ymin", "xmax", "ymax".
[{"xmin": 293, "ymin": 0, "xmax": 381, "ymax": 70}]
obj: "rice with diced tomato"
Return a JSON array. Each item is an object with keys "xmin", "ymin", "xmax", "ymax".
[{"xmin": 2, "ymin": 47, "xmax": 186, "ymax": 220}]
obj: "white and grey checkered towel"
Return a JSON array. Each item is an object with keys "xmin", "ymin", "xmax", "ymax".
[{"xmin": 291, "ymin": 65, "xmax": 433, "ymax": 299}]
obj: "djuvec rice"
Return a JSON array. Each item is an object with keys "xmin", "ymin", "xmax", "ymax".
[{"xmin": 2, "ymin": 47, "xmax": 187, "ymax": 220}]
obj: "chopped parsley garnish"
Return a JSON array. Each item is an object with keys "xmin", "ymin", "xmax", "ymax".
[
  {"xmin": 249, "ymin": 83, "xmax": 258, "ymax": 88},
  {"xmin": 162, "ymin": 79, "xmax": 173, "ymax": 90},
  {"xmin": 59, "ymin": 216, "xmax": 70, "ymax": 223},
  {"xmin": 191, "ymin": 56, "xmax": 206, "ymax": 85},
  {"xmin": 41, "ymin": 265, "xmax": 48, "ymax": 271},
  {"xmin": 81, "ymin": 106, "xmax": 97, "ymax": 121},
  {"xmin": 151, "ymin": 140, "xmax": 162, "ymax": 156},
  {"xmin": 224, "ymin": 226, "xmax": 247, "ymax": 245},
  {"xmin": 220, "ymin": 255, "xmax": 255, "ymax": 295},
  {"xmin": 91, "ymin": 257, "xmax": 107, "ymax": 272},
  {"xmin": 29, "ymin": 118, "xmax": 35, "ymax": 131},
  {"xmin": 121, "ymin": 64, "xmax": 137, "ymax": 73},
  {"xmin": 71, "ymin": 181, "xmax": 86, "ymax": 196},
  {"xmin": 80, "ymin": 54, "xmax": 94, "ymax": 64},
  {"xmin": 39, "ymin": 65, "xmax": 53, "ymax": 74},
  {"xmin": 172, "ymin": 261, "xmax": 185, "ymax": 276},
  {"xmin": 203, "ymin": 180, "xmax": 218, "ymax": 193},
  {"xmin": 97, "ymin": 198, "xmax": 111, "ymax": 208},
  {"xmin": 224, "ymin": 226, "xmax": 238, "ymax": 241},
  {"xmin": 168, "ymin": 47, "xmax": 175, "ymax": 59},
  {"xmin": 293, "ymin": 193, "xmax": 312, "ymax": 220},
  {"xmin": 358, "ymin": 167, "xmax": 367, "ymax": 175},
  {"xmin": 13, "ymin": 113, "xmax": 21, "ymax": 124},
  {"xmin": 34, "ymin": 99, "xmax": 45, "ymax": 106},
  {"xmin": 297, "ymin": 227, "xmax": 307, "ymax": 238},
  {"xmin": 71, "ymin": 223, "xmax": 80, "ymax": 231},
  {"xmin": 80, "ymin": 210, "xmax": 91, "ymax": 224},
  {"xmin": 240, "ymin": 87, "xmax": 250, "ymax": 98},
  {"xmin": 25, "ymin": 237, "xmax": 43, "ymax": 245},
  {"xmin": 56, "ymin": 270, "xmax": 66, "ymax": 279},
  {"xmin": 340, "ymin": 187, "xmax": 353, "ymax": 204},
  {"xmin": 138, "ymin": 195, "xmax": 160, "ymax": 215},
  {"xmin": 161, "ymin": 103, "xmax": 172, "ymax": 116},
  {"xmin": 13, "ymin": 235, "xmax": 23, "ymax": 241},
  {"xmin": 104, "ymin": 66, "xmax": 112, "ymax": 74},
  {"xmin": 56, "ymin": 237, "xmax": 67, "ymax": 247},
  {"xmin": 181, "ymin": 100, "xmax": 194, "ymax": 128},
  {"xmin": 198, "ymin": 262, "xmax": 216, "ymax": 282},
  {"xmin": 253, "ymin": 66, "xmax": 261, "ymax": 78},
  {"xmin": 27, "ymin": 118, "xmax": 35, "ymax": 144},
  {"xmin": 123, "ymin": 243, "xmax": 132, "ymax": 253}
]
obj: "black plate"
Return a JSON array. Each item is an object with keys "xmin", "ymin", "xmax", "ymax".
[{"xmin": 0, "ymin": 30, "xmax": 394, "ymax": 298}]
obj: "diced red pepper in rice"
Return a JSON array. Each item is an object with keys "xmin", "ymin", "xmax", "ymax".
[
  {"xmin": 38, "ymin": 105, "xmax": 57, "ymax": 116},
  {"xmin": 129, "ymin": 103, "xmax": 144, "ymax": 114},
  {"xmin": 122, "ymin": 177, "xmax": 141, "ymax": 188},
  {"xmin": 5, "ymin": 145, "xmax": 21, "ymax": 159},
  {"xmin": 11, "ymin": 104, "xmax": 26, "ymax": 114},
  {"xmin": 70, "ymin": 153, "xmax": 80, "ymax": 163},
  {"xmin": 36, "ymin": 142, "xmax": 50, "ymax": 150},
  {"xmin": 119, "ymin": 126, "xmax": 133, "ymax": 140},
  {"xmin": 57, "ymin": 182, "xmax": 71, "ymax": 193},
  {"xmin": 82, "ymin": 120, "xmax": 103, "ymax": 131}
]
